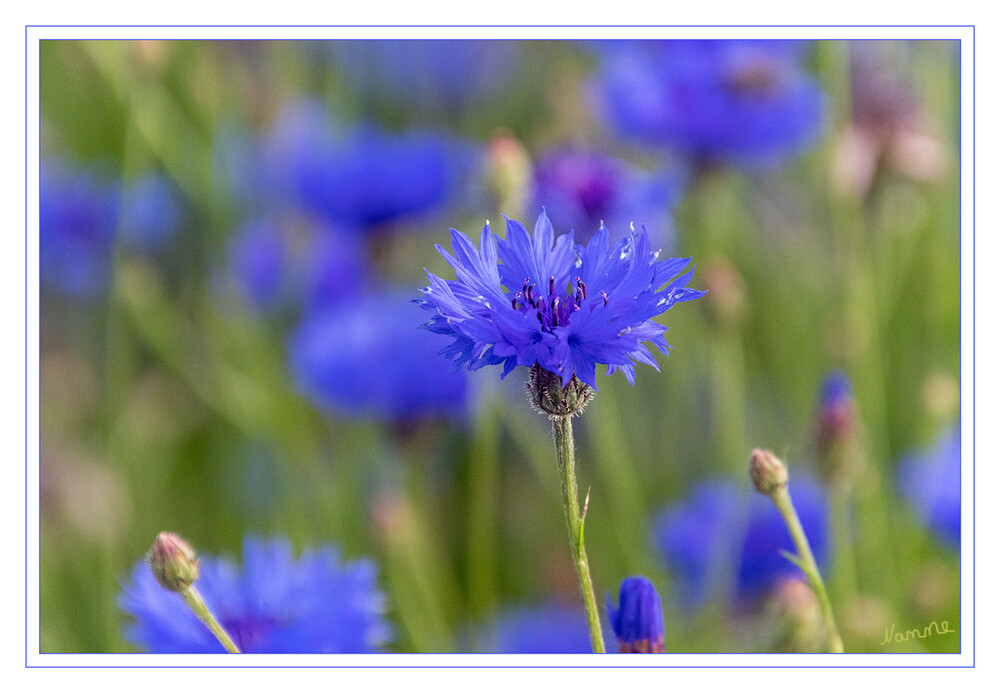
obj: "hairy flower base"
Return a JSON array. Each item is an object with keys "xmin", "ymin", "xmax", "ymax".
[{"xmin": 528, "ymin": 364, "xmax": 594, "ymax": 417}]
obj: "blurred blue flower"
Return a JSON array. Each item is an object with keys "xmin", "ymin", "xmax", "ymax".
[
  {"xmin": 227, "ymin": 217, "xmax": 366, "ymax": 315},
  {"xmin": 260, "ymin": 101, "xmax": 475, "ymax": 232},
  {"xmin": 592, "ymin": 40, "xmax": 826, "ymax": 168},
  {"xmin": 897, "ymin": 424, "xmax": 960, "ymax": 549},
  {"xmin": 653, "ymin": 474, "xmax": 830, "ymax": 608},
  {"xmin": 531, "ymin": 146, "xmax": 684, "ymax": 247},
  {"xmin": 117, "ymin": 172, "xmax": 185, "ymax": 252},
  {"xmin": 119, "ymin": 536, "xmax": 391, "ymax": 653},
  {"xmin": 607, "ymin": 576, "xmax": 666, "ymax": 652},
  {"xmin": 416, "ymin": 210, "xmax": 705, "ymax": 389},
  {"xmin": 40, "ymin": 159, "xmax": 119, "ymax": 296},
  {"xmin": 475, "ymin": 604, "xmax": 596, "ymax": 653},
  {"xmin": 329, "ymin": 40, "xmax": 521, "ymax": 110},
  {"xmin": 288, "ymin": 290, "xmax": 468, "ymax": 422},
  {"xmin": 40, "ymin": 160, "xmax": 184, "ymax": 296}
]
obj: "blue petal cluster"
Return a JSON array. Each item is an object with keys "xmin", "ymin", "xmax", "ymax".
[
  {"xmin": 653, "ymin": 475, "xmax": 830, "ymax": 608},
  {"xmin": 897, "ymin": 424, "xmax": 960, "ymax": 549},
  {"xmin": 593, "ymin": 40, "xmax": 826, "ymax": 168},
  {"xmin": 288, "ymin": 291, "xmax": 468, "ymax": 422},
  {"xmin": 259, "ymin": 102, "xmax": 474, "ymax": 232},
  {"xmin": 416, "ymin": 210, "xmax": 705, "ymax": 389},
  {"xmin": 475, "ymin": 603, "xmax": 597, "ymax": 653},
  {"xmin": 531, "ymin": 146, "xmax": 684, "ymax": 247},
  {"xmin": 607, "ymin": 576, "xmax": 666, "ymax": 652},
  {"xmin": 226, "ymin": 217, "xmax": 366, "ymax": 315},
  {"xmin": 40, "ymin": 160, "xmax": 185, "ymax": 296},
  {"xmin": 119, "ymin": 536, "xmax": 391, "ymax": 653},
  {"xmin": 328, "ymin": 40, "xmax": 520, "ymax": 109}
]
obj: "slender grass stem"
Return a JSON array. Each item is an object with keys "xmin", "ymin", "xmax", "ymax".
[
  {"xmin": 551, "ymin": 414, "xmax": 605, "ymax": 653},
  {"xmin": 770, "ymin": 486, "xmax": 844, "ymax": 653},
  {"xmin": 180, "ymin": 585, "xmax": 241, "ymax": 654}
]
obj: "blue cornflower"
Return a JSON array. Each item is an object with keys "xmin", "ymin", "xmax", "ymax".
[
  {"xmin": 897, "ymin": 424, "xmax": 960, "ymax": 549},
  {"xmin": 653, "ymin": 475, "xmax": 830, "ymax": 608},
  {"xmin": 475, "ymin": 603, "xmax": 598, "ymax": 653},
  {"xmin": 40, "ymin": 160, "xmax": 185, "ymax": 296},
  {"xmin": 288, "ymin": 290, "xmax": 468, "ymax": 422},
  {"xmin": 119, "ymin": 536, "xmax": 391, "ymax": 653},
  {"xmin": 328, "ymin": 40, "xmax": 521, "ymax": 110},
  {"xmin": 117, "ymin": 172, "xmax": 185, "ymax": 252},
  {"xmin": 592, "ymin": 40, "xmax": 826, "ymax": 168},
  {"xmin": 261, "ymin": 101, "xmax": 473, "ymax": 232},
  {"xmin": 416, "ymin": 210, "xmax": 705, "ymax": 390},
  {"xmin": 39, "ymin": 159, "xmax": 119, "ymax": 296},
  {"xmin": 226, "ymin": 217, "xmax": 366, "ymax": 315},
  {"xmin": 531, "ymin": 146, "xmax": 684, "ymax": 247},
  {"xmin": 607, "ymin": 576, "xmax": 666, "ymax": 652}
]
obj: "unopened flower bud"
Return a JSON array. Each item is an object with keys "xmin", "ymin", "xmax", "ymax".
[
  {"xmin": 768, "ymin": 577, "xmax": 825, "ymax": 653},
  {"xmin": 527, "ymin": 363, "xmax": 594, "ymax": 418},
  {"xmin": 607, "ymin": 576, "xmax": 666, "ymax": 653},
  {"xmin": 148, "ymin": 531, "xmax": 199, "ymax": 592},
  {"xmin": 814, "ymin": 370, "xmax": 864, "ymax": 490},
  {"xmin": 750, "ymin": 448, "xmax": 789, "ymax": 496}
]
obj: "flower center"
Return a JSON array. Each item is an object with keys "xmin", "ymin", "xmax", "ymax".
[{"xmin": 510, "ymin": 276, "xmax": 605, "ymax": 331}]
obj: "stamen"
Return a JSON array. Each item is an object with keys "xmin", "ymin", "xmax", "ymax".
[
  {"xmin": 577, "ymin": 277, "xmax": 588, "ymax": 300},
  {"xmin": 601, "ymin": 291, "xmax": 609, "ymax": 306},
  {"xmin": 549, "ymin": 276, "xmax": 556, "ymax": 295}
]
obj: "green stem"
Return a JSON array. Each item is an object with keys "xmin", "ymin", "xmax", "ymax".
[
  {"xmin": 770, "ymin": 486, "xmax": 844, "ymax": 654},
  {"xmin": 551, "ymin": 414, "xmax": 605, "ymax": 653},
  {"xmin": 180, "ymin": 585, "xmax": 241, "ymax": 654}
]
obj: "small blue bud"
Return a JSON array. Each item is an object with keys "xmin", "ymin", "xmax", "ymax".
[{"xmin": 606, "ymin": 576, "xmax": 665, "ymax": 653}]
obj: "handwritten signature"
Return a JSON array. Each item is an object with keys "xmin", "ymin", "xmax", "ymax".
[{"xmin": 880, "ymin": 620, "xmax": 955, "ymax": 646}]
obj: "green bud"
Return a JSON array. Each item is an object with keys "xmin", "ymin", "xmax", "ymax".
[
  {"xmin": 148, "ymin": 531, "xmax": 199, "ymax": 592},
  {"xmin": 749, "ymin": 448, "xmax": 789, "ymax": 496},
  {"xmin": 527, "ymin": 364, "xmax": 594, "ymax": 418}
]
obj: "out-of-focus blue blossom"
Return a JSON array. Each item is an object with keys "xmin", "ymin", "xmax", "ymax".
[
  {"xmin": 226, "ymin": 217, "xmax": 366, "ymax": 315},
  {"xmin": 897, "ymin": 424, "xmax": 960, "ymax": 549},
  {"xmin": 40, "ymin": 160, "xmax": 185, "ymax": 297},
  {"xmin": 607, "ymin": 576, "xmax": 666, "ymax": 652},
  {"xmin": 329, "ymin": 40, "xmax": 521, "ymax": 110},
  {"xmin": 288, "ymin": 291, "xmax": 468, "ymax": 422},
  {"xmin": 653, "ymin": 474, "xmax": 830, "ymax": 608},
  {"xmin": 592, "ymin": 40, "xmax": 826, "ymax": 169},
  {"xmin": 117, "ymin": 172, "xmax": 185, "ymax": 252},
  {"xmin": 40, "ymin": 159, "xmax": 119, "ymax": 296},
  {"xmin": 119, "ymin": 536, "xmax": 391, "ymax": 653},
  {"xmin": 416, "ymin": 210, "xmax": 705, "ymax": 389},
  {"xmin": 531, "ymin": 147, "xmax": 684, "ymax": 247},
  {"xmin": 259, "ymin": 101, "xmax": 477, "ymax": 232},
  {"xmin": 475, "ymin": 604, "xmax": 596, "ymax": 653}
]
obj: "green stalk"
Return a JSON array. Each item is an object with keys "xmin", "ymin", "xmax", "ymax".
[
  {"xmin": 770, "ymin": 486, "xmax": 844, "ymax": 653},
  {"xmin": 552, "ymin": 414, "xmax": 605, "ymax": 653},
  {"xmin": 180, "ymin": 585, "xmax": 241, "ymax": 654}
]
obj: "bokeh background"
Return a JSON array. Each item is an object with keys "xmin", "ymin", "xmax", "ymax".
[{"xmin": 38, "ymin": 38, "xmax": 961, "ymax": 654}]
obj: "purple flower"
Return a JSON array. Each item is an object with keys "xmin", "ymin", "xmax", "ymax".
[
  {"xmin": 416, "ymin": 210, "xmax": 705, "ymax": 389},
  {"xmin": 653, "ymin": 475, "xmax": 830, "ymax": 608},
  {"xmin": 607, "ymin": 576, "xmax": 666, "ymax": 652},
  {"xmin": 288, "ymin": 291, "xmax": 468, "ymax": 422},
  {"xmin": 117, "ymin": 172, "xmax": 185, "ymax": 252},
  {"xmin": 531, "ymin": 147, "xmax": 684, "ymax": 247},
  {"xmin": 592, "ymin": 40, "xmax": 826, "ymax": 168},
  {"xmin": 119, "ymin": 536, "xmax": 391, "ymax": 653},
  {"xmin": 897, "ymin": 424, "xmax": 960, "ymax": 549}
]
